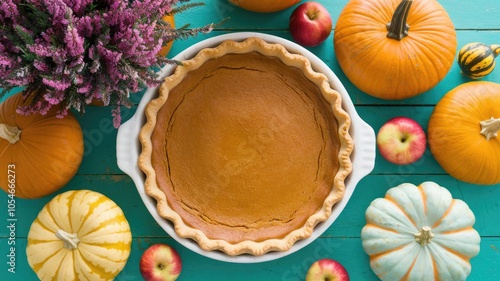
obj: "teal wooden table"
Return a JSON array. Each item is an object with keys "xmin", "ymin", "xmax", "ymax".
[{"xmin": 1, "ymin": 1, "xmax": 500, "ymax": 280}]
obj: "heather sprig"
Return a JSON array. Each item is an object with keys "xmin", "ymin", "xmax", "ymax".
[{"xmin": 0, "ymin": 0, "xmax": 214, "ymax": 127}]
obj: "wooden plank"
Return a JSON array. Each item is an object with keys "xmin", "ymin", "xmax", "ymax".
[
  {"xmin": 1, "ymin": 236, "xmax": 498, "ymax": 280},
  {"xmin": 0, "ymin": 175, "xmax": 164, "ymax": 238},
  {"xmin": 173, "ymin": 0, "xmax": 500, "ymax": 30},
  {"xmin": 80, "ymin": 107, "xmax": 474, "ymax": 181},
  {"xmin": 77, "ymin": 106, "xmax": 139, "ymax": 174},
  {"xmin": 78, "ymin": 105, "xmax": 442, "ymax": 176},
  {"xmin": 2, "ymin": 175, "xmax": 498, "ymax": 239},
  {"xmin": 324, "ymin": 175, "xmax": 500, "ymax": 238},
  {"xmin": 0, "ymin": 1, "xmax": 499, "ymax": 280}
]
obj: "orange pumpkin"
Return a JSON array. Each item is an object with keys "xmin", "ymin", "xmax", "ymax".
[
  {"xmin": 0, "ymin": 93, "xmax": 84, "ymax": 198},
  {"xmin": 334, "ymin": 0, "xmax": 457, "ymax": 100},
  {"xmin": 157, "ymin": 15, "xmax": 175, "ymax": 57},
  {"xmin": 428, "ymin": 81, "xmax": 500, "ymax": 185},
  {"xmin": 228, "ymin": 0, "xmax": 301, "ymax": 13}
]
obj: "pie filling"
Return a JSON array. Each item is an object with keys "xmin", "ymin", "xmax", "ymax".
[{"xmin": 151, "ymin": 52, "xmax": 340, "ymax": 243}]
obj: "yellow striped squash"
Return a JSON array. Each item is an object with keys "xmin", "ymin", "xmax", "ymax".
[
  {"xmin": 458, "ymin": 42, "xmax": 500, "ymax": 79},
  {"xmin": 361, "ymin": 182, "xmax": 480, "ymax": 281},
  {"xmin": 27, "ymin": 190, "xmax": 132, "ymax": 281}
]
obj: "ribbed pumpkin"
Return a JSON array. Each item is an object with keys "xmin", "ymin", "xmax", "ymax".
[
  {"xmin": 334, "ymin": 0, "xmax": 457, "ymax": 100},
  {"xmin": 27, "ymin": 190, "xmax": 132, "ymax": 281},
  {"xmin": 457, "ymin": 42, "xmax": 500, "ymax": 79},
  {"xmin": 428, "ymin": 81, "xmax": 500, "ymax": 185},
  {"xmin": 0, "ymin": 92, "xmax": 84, "ymax": 198},
  {"xmin": 228, "ymin": 0, "xmax": 301, "ymax": 13},
  {"xmin": 362, "ymin": 182, "xmax": 480, "ymax": 281}
]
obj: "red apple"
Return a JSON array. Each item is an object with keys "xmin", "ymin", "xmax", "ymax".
[
  {"xmin": 139, "ymin": 244, "xmax": 182, "ymax": 281},
  {"xmin": 305, "ymin": 258, "xmax": 350, "ymax": 281},
  {"xmin": 377, "ymin": 116, "xmax": 427, "ymax": 165},
  {"xmin": 289, "ymin": 2, "xmax": 332, "ymax": 47}
]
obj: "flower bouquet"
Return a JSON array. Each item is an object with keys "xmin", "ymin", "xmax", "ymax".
[{"xmin": 0, "ymin": 0, "xmax": 214, "ymax": 127}]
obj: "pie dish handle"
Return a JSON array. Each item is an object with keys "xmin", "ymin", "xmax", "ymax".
[
  {"xmin": 116, "ymin": 112, "xmax": 143, "ymax": 181},
  {"xmin": 116, "ymin": 66, "xmax": 171, "ymax": 181},
  {"xmin": 349, "ymin": 115, "xmax": 376, "ymax": 187}
]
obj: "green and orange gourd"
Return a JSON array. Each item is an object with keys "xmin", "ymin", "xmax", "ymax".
[{"xmin": 457, "ymin": 42, "xmax": 500, "ymax": 79}]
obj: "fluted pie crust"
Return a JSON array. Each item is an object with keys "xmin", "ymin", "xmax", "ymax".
[{"xmin": 139, "ymin": 37, "xmax": 353, "ymax": 256}]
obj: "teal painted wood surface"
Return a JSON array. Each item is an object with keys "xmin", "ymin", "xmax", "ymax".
[{"xmin": 1, "ymin": 0, "xmax": 500, "ymax": 280}]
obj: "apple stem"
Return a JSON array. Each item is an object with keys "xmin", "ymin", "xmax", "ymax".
[
  {"xmin": 306, "ymin": 10, "xmax": 320, "ymax": 21},
  {"xmin": 480, "ymin": 117, "xmax": 500, "ymax": 141},
  {"xmin": 386, "ymin": 0, "xmax": 412, "ymax": 41},
  {"xmin": 55, "ymin": 229, "xmax": 80, "ymax": 250},
  {"xmin": 414, "ymin": 226, "xmax": 434, "ymax": 246},
  {"xmin": 0, "ymin": 123, "xmax": 21, "ymax": 144}
]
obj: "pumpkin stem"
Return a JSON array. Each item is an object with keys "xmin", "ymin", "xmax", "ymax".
[
  {"xmin": 55, "ymin": 229, "xmax": 80, "ymax": 250},
  {"xmin": 491, "ymin": 44, "xmax": 500, "ymax": 57},
  {"xmin": 0, "ymin": 124, "xmax": 21, "ymax": 144},
  {"xmin": 414, "ymin": 226, "xmax": 434, "ymax": 246},
  {"xmin": 480, "ymin": 117, "xmax": 500, "ymax": 141},
  {"xmin": 386, "ymin": 0, "xmax": 412, "ymax": 41}
]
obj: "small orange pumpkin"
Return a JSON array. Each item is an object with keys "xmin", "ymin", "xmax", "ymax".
[
  {"xmin": 334, "ymin": 0, "xmax": 457, "ymax": 100},
  {"xmin": 428, "ymin": 81, "xmax": 500, "ymax": 185},
  {"xmin": 157, "ymin": 14, "xmax": 175, "ymax": 57},
  {"xmin": 228, "ymin": 0, "xmax": 301, "ymax": 13},
  {"xmin": 0, "ymin": 92, "xmax": 84, "ymax": 198}
]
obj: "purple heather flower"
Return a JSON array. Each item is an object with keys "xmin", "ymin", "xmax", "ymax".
[
  {"xmin": 17, "ymin": 99, "xmax": 51, "ymax": 116},
  {"xmin": 0, "ymin": 51, "xmax": 15, "ymax": 67},
  {"xmin": 132, "ymin": 0, "xmax": 176, "ymax": 16},
  {"xmin": 97, "ymin": 43, "xmax": 125, "ymax": 82},
  {"xmin": 43, "ymin": 90, "xmax": 66, "ymax": 105},
  {"xmin": 26, "ymin": 0, "xmax": 44, "ymax": 9},
  {"xmin": 76, "ymin": 81, "xmax": 92, "ymax": 94},
  {"xmin": 56, "ymin": 108, "xmax": 69, "ymax": 118},
  {"xmin": 74, "ymin": 16, "xmax": 94, "ymax": 37},
  {"xmin": 64, "ymin": 25, "xmax": 85, "ymax": 57},
  {"xmin": 2, "ymin": 0, "xmax": 215, "ymax": 128},
  {"xmin": 42, "ymin": 77, "xmax": 71, "ymax": 92},
  {"xmin": 0, "ymin": 0, "xmax": 20, "ymax": 23},
  {"xmin": 42, "ymin": 0, "xmax": 71, "ymax": 27},
  {"xmin": 33, "ymin": 60, "xmax": 50, "ymax": 72},
  {"xmin": 62, "ymin": 0, "xmax": 93, "ymax": 15},
  {"xmin": 112, "ymin": 106, "xmax": 122, "ymax": 128}
]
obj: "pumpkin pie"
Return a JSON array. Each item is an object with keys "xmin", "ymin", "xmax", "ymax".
[{"xmin": 139, "ymin": 37, "xmax": 353, "ymax": 256}]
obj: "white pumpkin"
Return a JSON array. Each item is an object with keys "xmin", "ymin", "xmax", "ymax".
[
  {"xmin": 26, "ymin": 190, "xmax": 132, "ymax": 281},
  {"xmin": 361, "ymin": 181, "xmax": 480, "ymax": 281}
]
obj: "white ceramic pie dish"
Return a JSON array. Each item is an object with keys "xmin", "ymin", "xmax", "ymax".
[{"xmin": 116, "ymin": 32, "xmax": 376, "ymax": 263}]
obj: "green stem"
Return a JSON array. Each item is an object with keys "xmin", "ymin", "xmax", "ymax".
[
  {"xmin": 491, "ymin": 44, "xmax": 500, "ymax": 57},
  {"xmin": 386, "ymin": 0, "xmax": 413, "ymax": 41}
]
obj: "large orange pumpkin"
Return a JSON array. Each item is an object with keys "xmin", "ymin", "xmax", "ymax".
[
  {"xmin": 0, "ymin": 93, "xmax": 84, "ymax": 198},
  {"xmin": 228, "ymin": 0, "xmax": 301, "ymax": 13},
  {"xmin": 428, "ymin": 81, "xmax": 500, "ymax": 185},
  {"xmin": 157, "ymin": 15, "xmax": 175, "ymax": 57},
  {"xmin": 334, "ymin": 0, "xmax": 457, "ymax": 100}
]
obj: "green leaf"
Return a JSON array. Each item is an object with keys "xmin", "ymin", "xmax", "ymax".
[{"xmin": 170, "ymin": 2, "xmax": 206, "ymax": 15}]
